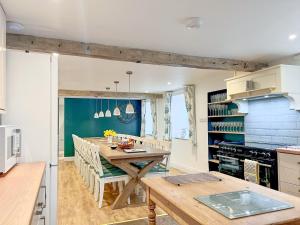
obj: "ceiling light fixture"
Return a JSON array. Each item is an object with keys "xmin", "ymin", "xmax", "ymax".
[
  {"xmin": 126, "ymin": 71, "xmax": 135, "ymax": 114},
  {"xmin": 289, "ymin": 34, "xmax": 297, "ymax": 40},
  {"xmin": 167, "ymin": 82, "xmax": 172, "ymax": 85},
  {"xmin": 185, "ymin": 17, "xmax": 203, "ymax": 30},
  {"xmin": 98, "ymin": 99, "xmax": 104, "ymax": 118},
  {"xmin": 105, "ymin": 87, "xmax": 112, "ymax": 117},
  {"xmin": 113, "ymin": 81, "xmax": 121, "ymax": 116},
  {"xmin": 94, "ymin": 98, "xmax": 99, "ymax": 119},
  {"xmin": 6, "ymin": 21, "xmax": 24, "ymax": 32}
]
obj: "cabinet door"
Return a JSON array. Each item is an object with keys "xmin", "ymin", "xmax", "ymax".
[
  {"xmin": 0, "ymin": 6, "xmax": 6, "ymax": 112},
  {"xmin": 250, "ymin": 67, "xmax": 281, "ymax": 92}
]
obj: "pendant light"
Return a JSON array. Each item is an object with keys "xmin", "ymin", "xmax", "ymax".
[
  {"xmin": 94, "ymin": 98, "xmax": 99, "ymax": 118},
  {"xmin": 98, "ymin": 99, "xmax": 104, "ymax": 118},
  {"xmin": 105, "ymin": 87, "xmax": 112, "ymax": 117},
  {"xmin": 126, "ymin": 71, "xmax": 135, "ymax": 114},
  {"xmin": 113, "ymin": 81, "xmax": 121, "ymax": 116}
]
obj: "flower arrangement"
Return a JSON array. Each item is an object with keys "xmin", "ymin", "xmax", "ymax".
[{"xmin": 104, "ymin": 129, "xmax": 117, "ymax": 137}]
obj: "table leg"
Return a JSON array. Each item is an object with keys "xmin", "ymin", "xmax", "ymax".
[
  {"xmin": 148, "ymin": 198, "xmax": 156, "ymax": 225},
  {"xmin": 111, "ymin": 159, "xmax": 162, "ymax": 209}
]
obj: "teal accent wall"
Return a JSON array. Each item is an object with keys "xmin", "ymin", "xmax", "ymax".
[{"xmin": 64, "ymin": 98, "xmax": 141, "ymax": 157}]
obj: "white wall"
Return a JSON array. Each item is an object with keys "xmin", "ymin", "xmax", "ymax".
[{"xmin": 157, "ymin": 73, "xmax": 232, "ymax": 173}]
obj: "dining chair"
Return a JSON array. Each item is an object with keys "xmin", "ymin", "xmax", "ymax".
[
  {"xmin": 89, "ymin": 143, "xmax": 130, "ymax": 208},
  {"xmin": 137, "ymin": 139, "xmax": 172, "ymax": 201}
]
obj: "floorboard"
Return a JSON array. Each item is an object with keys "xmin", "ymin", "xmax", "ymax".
[{"xmin": 58, "ymin": 160, "xmax": 182, "ymax": 225}]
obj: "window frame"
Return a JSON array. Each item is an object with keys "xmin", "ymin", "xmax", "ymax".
[
  {"xmin": 144, "ymin": 99, "xmax": 153, "ymax": 136},
  {"xmin": 170, "ymin": 90, "xmax": 189, "ymax": 140}
]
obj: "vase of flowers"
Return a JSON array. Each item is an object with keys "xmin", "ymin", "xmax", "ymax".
[{"xmin": 104, "ymin": 129, "xmax": 117, "ymax": 144}]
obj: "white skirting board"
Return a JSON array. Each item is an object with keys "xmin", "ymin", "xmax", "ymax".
[{"xmin": 63, "ymin": 157, "xmax": 75, "ymax": 161}]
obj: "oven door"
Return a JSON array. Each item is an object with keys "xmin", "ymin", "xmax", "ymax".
[{"xmin": 218, "ymin": 155, "xmax": 244, "ymax": 178}]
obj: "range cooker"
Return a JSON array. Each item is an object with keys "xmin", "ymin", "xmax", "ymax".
[{"xmin": 217, "ymin": 144, "xmax": 278, "ymax": 190}]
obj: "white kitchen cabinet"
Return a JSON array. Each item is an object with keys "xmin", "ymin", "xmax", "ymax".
[
  {"xmin": 31, "ymin": 172, "xmax": 47, "ymax": 225},
  {"xmin": 226, "ymin": 65, "xmax": 300, "ymax": 110},
  {"xmin": 0, "ymin": 6, "xmax": 6, "ymax": 113},
  {"xmin": 278, "ymin": 152, "xmax": 300, "ymax": 197}
]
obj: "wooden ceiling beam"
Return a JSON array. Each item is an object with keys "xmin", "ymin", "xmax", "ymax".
[
  {"xmin": 58, "ymin": 89, "xmax": 163, "ymax": 99},
  {"xmin": 7, "ymin": 33, "xmax": 267, "ymax": 72}
]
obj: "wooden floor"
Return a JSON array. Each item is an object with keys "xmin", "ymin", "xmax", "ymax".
[{"xmin": 58, "ymin": 160, "xmax": 183, "ymax": 225}]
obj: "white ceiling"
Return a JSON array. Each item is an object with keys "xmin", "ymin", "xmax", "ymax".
[
  {"xmin": 1, "ymin": 0, "xmax": 300, "ymax": 62},
  {"xmin": 58, "ymin": 55, "xmax": 232, "ymax": 93}
]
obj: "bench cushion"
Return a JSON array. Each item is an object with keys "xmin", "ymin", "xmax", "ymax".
[
  {"xmin": 100, "ymin": 163, "xmax": 127, "ymax": 178},
  {"xmin": 131, "ymin": 161, "xmax": 169, "ymax": 173}
]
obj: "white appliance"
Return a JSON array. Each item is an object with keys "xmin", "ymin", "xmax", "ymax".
[{"xmin": 0, "ymin": 125, "xmax": 21, "ymax": 173}]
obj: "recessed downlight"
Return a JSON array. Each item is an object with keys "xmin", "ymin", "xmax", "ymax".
[
  {"xmin": 167, "ymin": 82, "xmax": 172, "ymax": 85},
  {"xmin": 184, "ymin": 17, "xmax": 203, "ymax": 30},
  {"xmin": 6, "ymin": 21, "xmax": 24, "ymax": 32},
  {"xmin": 289, "ymin": 34, "xmax": 297, "ymax": 41}
]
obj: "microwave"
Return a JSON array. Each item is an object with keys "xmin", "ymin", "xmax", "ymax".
[{"xmin": 0, "ymin": 125, "xmax": 22, "ymax": 173}]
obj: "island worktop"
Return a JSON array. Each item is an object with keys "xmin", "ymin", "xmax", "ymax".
[
  {"xmin": 142, "ymin": 172, "xmax": 300, "ymax": 225},
  {"xmin": 0, "ymin": 162, "xmax": 46, "ymax": 225}
]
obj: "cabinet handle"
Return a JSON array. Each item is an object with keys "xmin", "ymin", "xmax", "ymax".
[
  {"xmin": 35, "ymin": 210, "xmax": 43, "ymax": 216},
  {"xmin": 40, "ymin": 216, "xmax": 46, "ymax": 225},
  {"xmin": 41, "ymin": 185, "xmax": 46, "ymax": 208}
]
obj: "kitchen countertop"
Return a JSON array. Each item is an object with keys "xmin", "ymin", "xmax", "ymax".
[
  {"xmin": 0, "ymin": 162, "xmax": 46, "ymax": 225},
  {"xmin": 277, "ymin": 147, "xmax": 300, "ymax": 155}
]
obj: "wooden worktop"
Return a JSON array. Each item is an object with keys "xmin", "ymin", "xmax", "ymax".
[
  {"xmin": 143, "ymin": 172, "xmax": 300, "ymax": 225},
  {"xmin": 0, "ymin": 162, "xmax": 46, "ymax": 225},
  {"xmin": 277, "ymin": 147, "xmax": 300, "ymax": 155}
]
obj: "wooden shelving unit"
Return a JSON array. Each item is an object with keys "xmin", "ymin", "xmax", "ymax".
[
  {"xmin": 208, "ymin": 131, "xmax": 245, "ymax": 135},
  {"xmin": 208, "ymin": 100, "xmax": 232, "ymax": 105},
  {"xmin": 207, "ymin": 89, "xmax": 245, "ymax": 172},
  {"xmin": 208, "ymin": 114, "xmax": 245, "ymax": 118}
]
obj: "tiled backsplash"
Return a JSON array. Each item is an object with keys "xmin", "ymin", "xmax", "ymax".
[{"xmin": 245, "ymin": 97, "xmax": 300, "ymax": 149}]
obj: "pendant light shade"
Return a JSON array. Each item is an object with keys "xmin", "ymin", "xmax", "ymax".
[
  {"xmin": 105, "ymin": 98, "xmax": 112, "ymax": 117},
  {"xmin": 98, "ymin": 99, "xmax": 104, "ymax": 118},
  {"xmin": 126, "ymin": 102, "xmax": 135, "ymax": 114},
  {"xmin": 99, "ymin": 111, "xmax": 104, "ymax": 118},
  {"xmin": 113, "ymin": 107, "xmax": 121, "ymax": 116},
  {"xmin": 126, "ymin": 71, "xmax": 135, "ymax": 114},
  {"xmin": 113, "ymin": 81, "xmax": 121, "ymax": 116},
  {"xmin": 94, "ymin": 112, "xmax": 99, "ymax": 118},
  {"xmin": 105, "ymin": 109, "xmax": 112, "ymax": 117}
]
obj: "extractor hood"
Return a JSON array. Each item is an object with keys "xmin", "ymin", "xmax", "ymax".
[{"xmin": 226, "ymin": 65, "xmax": 300, "ymax": 110}]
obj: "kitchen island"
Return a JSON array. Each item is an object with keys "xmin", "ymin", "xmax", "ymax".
[{"xmin": 142, "ymin": 172, "xmax": 300, "ymax": 225}]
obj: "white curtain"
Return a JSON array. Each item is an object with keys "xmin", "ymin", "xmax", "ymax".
[
  {"xmin": 184, "ymin": 85, "xmax": 197, "ymax": 145},
  {"xmin": 140, "ymin": 100, "xmax": 146, "ymax": 137},
  {"xmin": 163, "ymin": 92, "xmax": 172, "ymax": 141},
  {"xmin": 150, "ymin": 99, "xmax": 157, "ymax": 139}
]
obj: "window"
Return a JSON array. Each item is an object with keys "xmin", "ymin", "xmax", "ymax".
[
  {"xmin": 171, "ymin": 93, "xmax": 189, "ymax": 139},
  {"xmin": 145, "ymin": 100, "xmax": 153, "ymax": 135}
]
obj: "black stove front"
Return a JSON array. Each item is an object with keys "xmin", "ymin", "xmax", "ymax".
[{"xmin": 217, "ymin": 144, "xmax": 278, "ymax": 190}]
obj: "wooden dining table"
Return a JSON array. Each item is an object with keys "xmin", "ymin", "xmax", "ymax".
[{"xmin": 85, "ymin": 137, "xmax": 170, "ymax": 209}]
